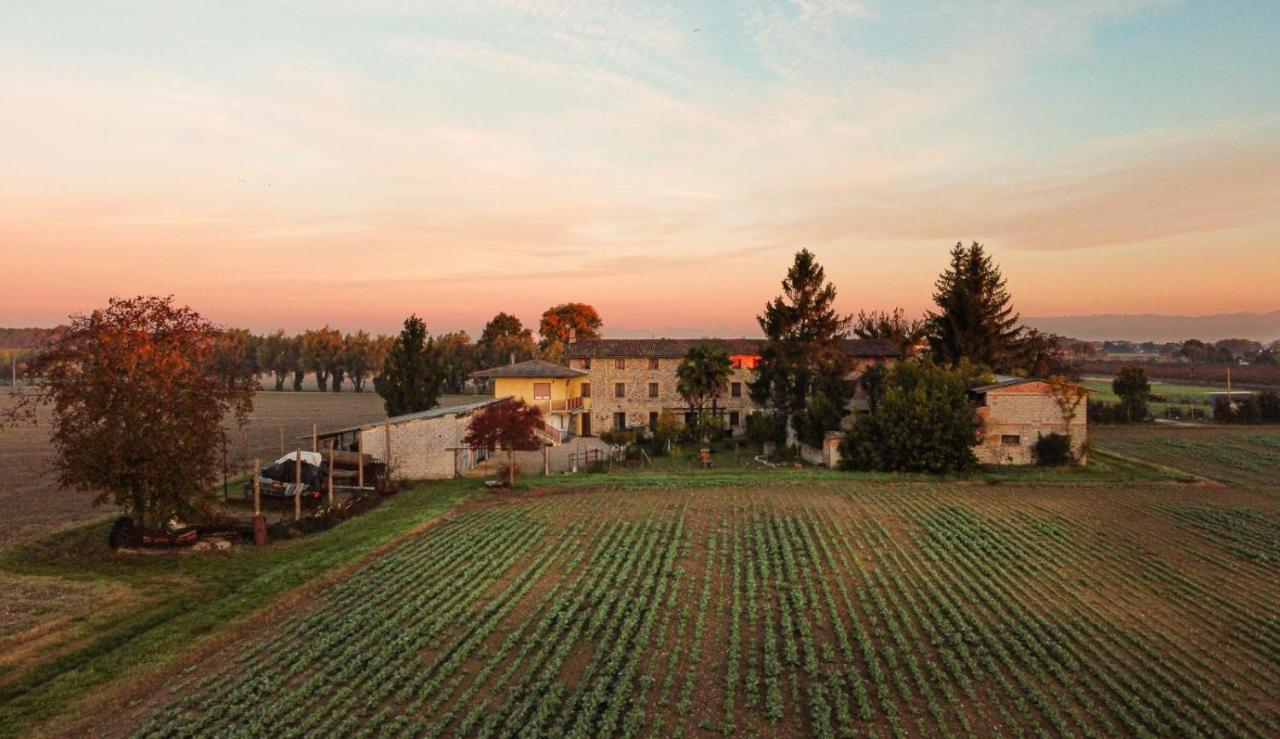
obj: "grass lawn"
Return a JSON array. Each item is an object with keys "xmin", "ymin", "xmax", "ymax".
[{"xmin": 0, "ymin": 479, "xmax": 475, "ymax": 737}]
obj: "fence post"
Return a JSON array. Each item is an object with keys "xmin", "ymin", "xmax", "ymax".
[
  {"xmin": 279, "ymin": 425, "xmax": 285, "ymax": 456},
  {"xmin": 294, "ymin": 450, "xmax": 302, "ymax": 521},
  {"xmin": 252, "ymin": 458, "xmax": 268, "ymax": 546},
  {"xmin": 312, "ymin": 423, "xmax": 318, "ymax": 452},
  {"xmin": 327, "ymin": 440, "xmax": 335, "ymax": 506},
  {"xmin": 357, "ymin": 432, "xmax": 365, "ymax": 488}
]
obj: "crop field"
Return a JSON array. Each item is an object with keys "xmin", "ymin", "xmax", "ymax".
[
  {"xmin": 104, "ymin": 476, "xmax": 1279, "ymax": 739},
  {"xmin": 1092, "ymin": 425, "xmax": 1280, "ymax": 487},
  {"xmin": 0, "ymin": 390, "xmax": 478, "ymax": 549}
]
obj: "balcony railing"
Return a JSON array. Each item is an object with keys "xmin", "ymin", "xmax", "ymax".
[{"xmin": 547, "ymin": 397, "xmax": 585, "ymax": 412}]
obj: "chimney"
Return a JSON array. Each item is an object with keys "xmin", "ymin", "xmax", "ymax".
[{"xmin": 509, "ymin": 352, "xmax": 515, "ymax": 365}]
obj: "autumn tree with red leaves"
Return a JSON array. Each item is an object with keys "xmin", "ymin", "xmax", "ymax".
[
  {"xmin": 7, "ymin": 296, "xmax": 256, "ymax": 527},
  {"xmin": 538, "ymin": 303, "xmax": 602, "ymax": 359},
  {"xmin": 463, "ymin": 399, "xmax": 545, "ymax": 487}
]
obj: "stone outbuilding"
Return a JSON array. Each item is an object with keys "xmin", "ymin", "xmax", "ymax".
[
  {"xmin": 969, "ymin": 377, "xmax": 1088, "ymax": 465},
  {"xmin": 316, "ymin": 397, "xmax": 509, "ymax": 480}
]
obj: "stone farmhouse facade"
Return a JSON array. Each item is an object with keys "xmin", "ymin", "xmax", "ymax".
[
  {"xmin": 472, "ymin": 338, "xmax": 901, "ymax": 441},
  {"xmin": 969, "ymin": 377, "xmax": 1088, "ymax": 464}
]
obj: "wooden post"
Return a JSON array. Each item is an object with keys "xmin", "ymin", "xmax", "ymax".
[
  {"xmin": 9, "ymin": 353, "xmax": 15, "ymax": 387},
  {"xmin": 327, "ymin": 440, "xmax": 335, "ymax": 506},
  {"xmin": 279, "ymin": 425, "xmax": 285, "ymax": 456},
  {"xmin": 384, "ymin": 415, "xmax": 392, "ymax": 475},
  {"xmin": 357, "ymin": 432, "xmax": 365, "ymax": 488},
  {"xmin": 252, "ymin": 458, "xmax": 268, "ymax": 547},
  {"xmin": 312, "ymin": 423, "xmax": 318, "ymax": 452},
  {"xmin": 221, "ymin": 434, "xmax": 229, "ymax": 501},
  {"xmin": 543, "ymin": 445, "xmax": 550, "ymax": 476},
  {"xmin": 294, "ymin": 449, "xmax": 302, "ymax": 521}
]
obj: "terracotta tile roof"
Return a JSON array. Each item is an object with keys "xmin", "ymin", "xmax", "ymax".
[
  {"xmin": 470, "ymin": 359, "xmax": 587, "ymax": 379},
  {"xmin": 562, "ymin": 337, "xmax": 902, "ymax": 359}
]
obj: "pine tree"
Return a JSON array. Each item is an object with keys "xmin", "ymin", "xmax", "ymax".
[
  {"xmin": 748, "ymin": 249, "xmax": 853, "ymax": 440},
  {"xmin": 375, "ymin": 315, "xmax": 444, "ymax": 416},
  {"xmin": 927, "ymin": 241, "xmax": 1022, "ymax": 369}
]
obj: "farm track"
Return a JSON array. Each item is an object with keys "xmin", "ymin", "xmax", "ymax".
[{"xmin": 115, "ymin": 477, "xmax": 1278, "ymax": 739}]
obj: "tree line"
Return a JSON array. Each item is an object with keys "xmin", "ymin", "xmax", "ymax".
[{"xmin": 209, "ymin": 302, "xmax": 604, "ymax": 395}]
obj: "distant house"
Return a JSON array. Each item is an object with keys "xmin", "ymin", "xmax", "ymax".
[
  {"xmin": 316, "ymin": 397, "xmax": 508, "ymax": 480},
  {"xmin": 969, "ymin": 377, "xmax": 1088, "ymax": 465}
]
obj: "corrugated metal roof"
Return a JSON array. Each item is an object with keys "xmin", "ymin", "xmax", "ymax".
[
  {"xmin": 470, "ymin": 359, "xmax": 587, "ymax": 379},
  {"xmin": 562, "ymin": 337, "xmax": 902, "ymax": 359},
  {"xmin": 315, "ymin": 396, "xmax": 510, "ymax": 437}
]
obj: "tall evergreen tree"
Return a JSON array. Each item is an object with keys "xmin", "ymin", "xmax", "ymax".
[
  {"xmin": 375, "ymin": 315, "xmax": 444, "ymax": 416},
  {"xmin": 927, "ymin": 241, "xmax": 1023, "ymax": 370},
  {"xmin": 748, "ymin": 249, "xmax": 853, "ymax": 440}
]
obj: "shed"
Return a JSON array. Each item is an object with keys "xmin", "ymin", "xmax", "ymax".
[
  {"xmin": 969, "ymin": 377, "xmax": 1088, "ymax": 465},
  {"xmin": 316, "ymin": 397, "xmax": 510, "ymax": 480}
]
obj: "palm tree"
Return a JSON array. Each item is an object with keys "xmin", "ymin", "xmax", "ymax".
[{"xmin": 676, "ymin": 343, "xmax": 732, "ymax": 434}]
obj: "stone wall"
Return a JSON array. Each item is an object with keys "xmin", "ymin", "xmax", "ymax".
[
  {"xmin": 974, "ymin": 390, "xmax": 1088, "ymax": 465},
  {"xmin": 358, "ymin": 414, "xmax": 473, "ymax": 480}
]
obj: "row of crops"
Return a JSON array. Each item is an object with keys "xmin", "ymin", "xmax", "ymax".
[{"xmin": 136, "ymin": 484, "xmax": 1279, "ymax": 738}]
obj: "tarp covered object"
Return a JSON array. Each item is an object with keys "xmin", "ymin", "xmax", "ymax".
[{"xmin": 274, "ymin": 451, "xmax": 323, "ymax": 467}]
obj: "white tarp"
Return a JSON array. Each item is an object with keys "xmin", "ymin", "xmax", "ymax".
[{"xmin": 273, "ymin": 450, "xmax": 323, "ymax": 467}]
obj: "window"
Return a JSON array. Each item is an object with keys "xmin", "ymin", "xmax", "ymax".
[
  {"xmin": 532, "ymin": 382, "xmax": 551, "ymax": 399},
  {"xmin": 581, "ymin": 358, "xmax": 591, "ymax": 370},
  {"xmin": 613, "ymin": 412, "xmax": 627, "ymax": 431},
  {"xmin": 649, "ymin": 357, "xmax": 660, "ymax": 370},
  {"xmin": 580, "ymin": 382, "xmax": 591, "ymax": 398},
  {"xmin": 648, "ymin": 382, "xmax": 659, "ymax": 398},
  {"xmin": 1000, "ymin": 434, "xmax": 1021, "ymax": 446},
  {"xmin": 731, "ymin": 382, "xmax": 741, "ymax": 398},
  {"xmin": 731, "ymin": 357, "xmax": 742, "ymax": 369},
  {"xmin": 615, "ymin": 358, "xmax": 626, "ymax": 370},
  {"xmin": 615, "ymin": 382, "xmax": 626, "ymax": 398},
  {"xmin": 729, "ymin": 411, "xmax": 740, "ymax": 427},
  {"xmin": 649, "ymin": 411, "xmax": 659, "ymax": 429}
]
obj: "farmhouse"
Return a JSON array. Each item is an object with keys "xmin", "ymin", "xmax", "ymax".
[
  {"xmin": 471, "ymin": 337, "xmax": 902, "ymax": 441},
  {"xmin": 969, "ymin": 377, "xmax": 1088, "ymax": 464},
  {"xmin": 315, "ymin": 396, "xmax": 507, "ymax": 480}
]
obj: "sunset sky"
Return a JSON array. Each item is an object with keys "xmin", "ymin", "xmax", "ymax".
[{"xmin": 2, "ymin": 1, "xmax": 1278, "ymax": 337}]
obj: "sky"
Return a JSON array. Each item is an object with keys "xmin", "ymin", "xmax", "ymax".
[{"xmin": 1, "ymin": 0, "xmax": 1278, "ymax": 337}]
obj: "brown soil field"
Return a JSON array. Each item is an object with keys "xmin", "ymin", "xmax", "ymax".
[{"xmin": 0, "ymin": 390, "xmax": 481, "ymax": 550}]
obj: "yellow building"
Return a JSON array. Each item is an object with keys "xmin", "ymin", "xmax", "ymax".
[{"xmin": 471, "ymin": 359, "xmax": 590, "ymax": 441}]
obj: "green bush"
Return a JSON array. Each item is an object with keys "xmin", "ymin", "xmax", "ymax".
[
  {"xmin": 745, "ymin": 411, "xmax": 787, "ymax": 447},
  {"xmin": 839, "ymin": 357, "xmax": 977, "ymax": 474},
  {"xmin": 1032, "ymin": 433, "xmax": 1074, "ymax": 466}
]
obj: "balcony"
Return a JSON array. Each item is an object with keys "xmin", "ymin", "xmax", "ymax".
[{"xmin": 547, "ymin": 396, "xmax": 586, "ymax": 413}]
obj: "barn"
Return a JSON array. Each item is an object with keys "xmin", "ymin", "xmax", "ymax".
[
  {"xmin": 316, "ymin": 397, "xmax": 509, "ymax": 480},
  {"xmin": 969, "ymin": 377, "xmax": 1088, "ymax": 465}
]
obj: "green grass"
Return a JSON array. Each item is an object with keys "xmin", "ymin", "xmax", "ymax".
[
  {"xmin": 1092, "ymin": 425, "xmax": 1280, "ymax": 487},
  {"xmin": 0, "ymin": 479, "xmax": 475, "ymax": 738},
  {"xmin": 1082, "ymin": 378, "xmax": 1224, "ymax": 405}
]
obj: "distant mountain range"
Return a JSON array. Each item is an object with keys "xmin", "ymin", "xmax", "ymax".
[{"xmin": 1024, "ymin": 311, "xmax": 1280, "ymax": 343}]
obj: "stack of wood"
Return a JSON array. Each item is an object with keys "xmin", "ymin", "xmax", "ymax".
[{"xmin": 321, "ymin": 449, "xmax": 384, "ymax": 489}]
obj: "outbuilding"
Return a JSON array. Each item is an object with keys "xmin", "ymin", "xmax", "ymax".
[
  {"xmin": 316, "ymin": 397, "xmax": 509, "ymax": 480},
  {"xmin": 969, "ymin": 377, "xmax": 1088, "ymax": 465}
]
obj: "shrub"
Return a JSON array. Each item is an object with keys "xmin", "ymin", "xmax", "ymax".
[
  {"xmin": 745, "ymin": 411, "xmax": 787, "ymax": 448},
  {"xmin": 793, "ymin": 391, "xmax": 842, "ymax": 448},
  {"xmin": 1214, "ymin": 396, "xmax": 1262, "ymax": 423},
  {"xmin": 839, "ymin": 357, "xmax": 977, "ymax": 474},
  {"xmin": 1258, "ymin": 390, "xmax": 1280, "ymax": 422},
  {"xmin": 1032, "ymin": 433, "xmax": 1074, "ymax": 466}
]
